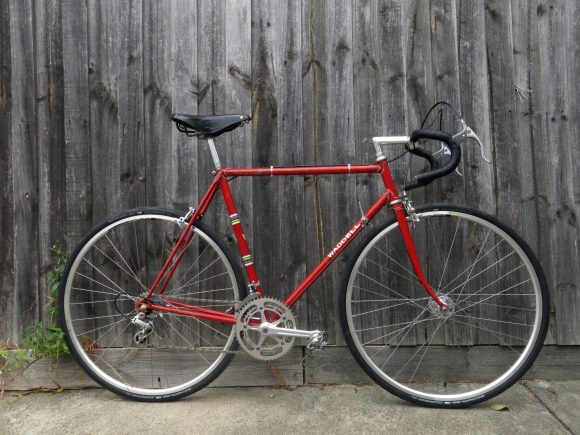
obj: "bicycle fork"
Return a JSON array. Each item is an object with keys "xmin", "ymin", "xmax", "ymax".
[{"xmin": 379, "ymin": 163, "xmax": 447, "ymax": 310}]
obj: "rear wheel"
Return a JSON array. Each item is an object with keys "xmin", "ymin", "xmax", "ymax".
[
  {"xmin": 59, "ymin": 208, "xmax": 246, "ymax": 401},
  {"xmin": 340, "ymin": 204, "xmax": 549, "ymax": 407}
]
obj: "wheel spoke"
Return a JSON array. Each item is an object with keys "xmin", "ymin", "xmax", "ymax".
[
  {"xmin": 454, "ymin": 279, "xmax": 533, "ymax": 315},
  {"xmin": 454, "ymin": 229, "xmax": 491, "ymax": 301},
  {"xmin": 104, "ymin": 234, "xmax": 149, "ymax": 292},
  {"xmin": 355, "ymin": 273, "xmax": 424, "ymax": 309},
  {"xmin": 345, "ymin": 208, "xmax": 547, "ymax": 406},
  {"xmin": 454, "ymin": 265, "xmax": 527, "ymax": 306},
  {"xmin": 62, "ymin": 212, "xmax": 241, "ymax": 398},
  {"xmin": 438, "ymin": 218, "xmax": 461, "ymax": 289},
  {"xmin": 400, "ymin": 318, "xmax": 447, "ymax": 383},
  {"xmin": 439, "ymin": 239, "xmax": 505, "ymax": 293},
  {"xmin": 365, "ymin": 256, "xmax": 421, "ymax": 286}
]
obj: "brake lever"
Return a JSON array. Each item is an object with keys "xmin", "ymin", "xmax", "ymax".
[
  {"xmin": 429, "ymin": 141, "xmax": 465, "ymax": 176},
  {"xmin": 432, "ymin": 143, "xmax": 451, "ymax": 158},
  {"xmin": 452, "ymin": 119, "xmax": 492, "ymax": 164}
]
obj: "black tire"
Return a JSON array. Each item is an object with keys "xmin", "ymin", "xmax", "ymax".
[
  {"xmin": 59, "ymin": 207, "xmax": 247, "ymax": 401},
  {"xmin": 339, "ymin": 204, "xmax": 549, "ymax": 408}
]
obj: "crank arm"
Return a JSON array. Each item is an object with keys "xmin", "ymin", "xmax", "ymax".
[{"xmin": 249, "ymin": 323, "xmax": 322, "ymax": 340}]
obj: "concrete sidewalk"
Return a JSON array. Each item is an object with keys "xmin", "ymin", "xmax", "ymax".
[{"xmin": 1, "ymin": 381, "xmax": 578, "ymax": 434}]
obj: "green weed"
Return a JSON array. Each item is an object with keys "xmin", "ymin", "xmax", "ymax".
[{"xmin": 0, "ymin": 245, "xmax": 70, "ymax": 392}]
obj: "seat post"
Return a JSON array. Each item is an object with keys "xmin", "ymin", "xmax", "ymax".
[{"xmin": 206, "ymin": 138, "xmax": 222, "ymax": 169}]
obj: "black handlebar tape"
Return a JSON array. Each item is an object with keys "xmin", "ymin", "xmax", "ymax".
[
  {"xmin": 405, "ymin": 145, "xmax": 440, "ymax": 171},
  {"xmin": 404, "ymin": 129, "xmax": 461, "ymax": 191},
  {"xmin": 409, "ymin": 128, "xmax": 453, "ymax": 144}
]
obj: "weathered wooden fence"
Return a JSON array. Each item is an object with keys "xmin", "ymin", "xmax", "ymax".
[{"xmin": 1, "ymin": 0, "xmax": 579, "ymax": 351}]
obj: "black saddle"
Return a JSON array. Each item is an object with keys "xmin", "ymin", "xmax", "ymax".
[{"xmin": 171, "ymin": 113, "xmax": 251, "ymax": 138}]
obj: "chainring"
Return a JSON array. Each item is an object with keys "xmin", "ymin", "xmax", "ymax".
[{"xmin": 235, "ymin": 297, "xmax": 296, "ymax": 361}]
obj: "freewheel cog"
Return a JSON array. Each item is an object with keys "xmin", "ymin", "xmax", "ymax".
[{"xmin": 235, "ymin": 297, "xmax": 296, "ymax": 361}]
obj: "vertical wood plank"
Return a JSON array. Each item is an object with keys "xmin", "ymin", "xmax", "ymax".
[
  {"xmin": 402, "ymin": 0, "xmax": 438, "ymax": 345},
  {"xmin": 430, "ymin": 0, "xmax": 469, "ymax": 346},
  {"xmin": 352, "ymin": 0, "xmax": 383, "ymax": 170},
  {"xmin": 9, "ymin": 0, "xmax": 39, "ymax": 339},
  {"xmin": 302, "ymin": 0, "xmax": 333, "ymax": 337},
  {"xmin": 456, "ymin": 0, "xmax": 495, "ymax": 346},
  {"xmin": 376, "ymin": 2, "xmax": 411, "ymax": 346},
  {"xmin": 117, "ymin": 0, "xmax": 145, "ymax": 210},
  {"xmin": 171, "ymin": 0, "xmax": 197, "ymax": 213},
  {"xmin": 484, "ymin": 1, "xmax": 521, "ymax": 229},
  {"xmin": 562, "ymin": 0, "xmax": 580, "ymax": 345},
  {"xmin": 352, "ymin": 0, "xmax": 410, "ymax": 344},
  {"xmin": 251, "ymin": 1, "xmax": 281, "ymax": 301},
  {"xmin": 143, "ymin": 0, "xmax": 173, "ymax": 208},
  {"xmin": 511, "ymin": 0, "xmax": 557, "ymax": 343},
  {"xmin": 520, "ymin": 0, "xmax": 556, "ymax": 344},
  {"xmin": 326, "ymin": 0, "xmax": 355, "ymax": 344},
  {"xmin": 88, "ymin": 0, "xmax": 120, "ymax": 222},
  {"xmin": 352, "ymin": 0, "xmax": 385, "ymax": 347},
  {"xmin": 0, "ymin": 0, "xmax": 15, "ymax": 342},
  {"xmin": 536, "ymin": 1, "xmax": 580, "ymax": 345},
  {"xmin": 34, "ymin": 0, "xmax": 66, "ymax": 323},
  {"xmin": 224, "ymin": 0, "xmax": 252, "ymax": 221},
  {"xmin": 196, "ymin": 1, "xmax": 235, "ymax": 344},
  {"xmin": 196, "ymin": 0, "xmax": 227, "ymax": 234},
  {"xmin": 568, "ymin": 3, "xmax": 580, "ymax": 248},
  {"xmin": 430, "ymin": 0, "xmax": 464, "ymax": 203},
  {"xmin": 272, "ymin": 1, "xmax": 305, "ymax": 321},
  {"xmin": 224, "ymin": 0, "xmax": 252, "ymax": 284},
  {"xmin": 511, "ymin": 0, "xmax": 538, "ymax": 245},
  {"xmin": 351, "ymin": 0, "xmax": 383, "ymax": 245},
  {"xmin": 404, "ymin": 0, "xmax": 435, "ymax": 209},
  {"xmin": 62, "ymin": 0, "xmax": 92, "ymax": 247},
  {"xmin": 377, "ymin": 0, "xmax": 408, "ymax": 180},
  {"xmin": 170, "ymin": 0, "xmax": 199, "ymax": 343},
  {"xmin": 484, "ymin": 1, "xmax": 527, "ymax": 345},
  {"xmin": 457, "ymin": 1, "xmax": 494, "ymax": 211}
]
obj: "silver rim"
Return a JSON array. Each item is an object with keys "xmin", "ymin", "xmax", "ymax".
[
  {"xmin": 346, "ymin": 210, "xmax": 543, "ymax": 402},
  {"xmin": 63, "ymin": 214, "xmax": 239, "ymax": 397}
]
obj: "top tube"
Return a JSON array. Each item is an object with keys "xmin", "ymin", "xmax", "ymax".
[{"xmin": 223, "ymin": 164, "xmax": 382, "ymax": 177}]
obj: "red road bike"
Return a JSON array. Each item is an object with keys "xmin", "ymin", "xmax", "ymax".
[{"xmin": 59, "ymin": 107, "xmax": 549, "ymax": 407}]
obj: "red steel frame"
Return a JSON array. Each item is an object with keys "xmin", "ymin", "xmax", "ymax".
[{"xmin": 138, "ymin": 160, "xmax": 445, "ymax": 324}]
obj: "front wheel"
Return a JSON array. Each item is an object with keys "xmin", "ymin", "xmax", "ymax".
[
  {"xmin": 59, "ymin": 208, "xmax": 246, "ymax": 401},
  {"xmin": 340, "ymin": 204, "xmax": 549, "ymax": 408}
]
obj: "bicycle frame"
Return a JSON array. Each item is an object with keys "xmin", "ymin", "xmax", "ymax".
[{"xmin": 138, "ymin": 159, "xmax": 446, "ymax": 324}]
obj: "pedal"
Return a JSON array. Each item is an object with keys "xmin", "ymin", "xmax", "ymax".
[{"xmin": 306, "ymin": 331, "xmax": 328, "ymax": 350}]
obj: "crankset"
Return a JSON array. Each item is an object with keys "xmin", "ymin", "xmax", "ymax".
[{"xmin": 235, "ymin": 296, "xmax": 327, "ymax": 361}]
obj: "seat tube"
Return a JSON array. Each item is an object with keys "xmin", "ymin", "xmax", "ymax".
[{"xmin": 219, "ymin": 176, "xmax": 263, "ymax": 294}]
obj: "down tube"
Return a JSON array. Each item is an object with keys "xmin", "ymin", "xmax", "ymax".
[{"xmin": 284, "ymin": 190, "xmax": 393, "ymax": 307}]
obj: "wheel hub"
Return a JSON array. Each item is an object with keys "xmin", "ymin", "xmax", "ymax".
[{"xmin": 427, "ymin": 294, "xmax": 455, "ymax": 319}]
